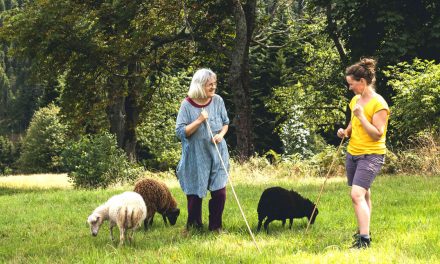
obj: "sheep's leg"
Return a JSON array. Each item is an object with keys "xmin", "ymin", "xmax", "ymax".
[
  {"xmin": 128, "ymin": 229, "xmax": 134, "ymax": 244},
  {"xmin": 257, "ymin": 220, "xmax": 263, "ymax": 232},
  {"xmin": 281, "ymin": 219, "xmax": 286, "ymax": 227},
  {"xmin": 257, "ymin": 215, "xmax": 265, "ymax": 232},
  {"xmin": 162, "ymin": 214, "xmax": 168, "ymax": 226},
  {"xmin": 109, "ymin": 222, "xmax": 116, "ymax": 242},
  {"xmin": 263, "ymin": 217, "xmax": 274, "ymax": 233},
  {"xmin": 149, "ymin": 213, "xmax": 155, "ymax": 226},
  {"xmin": 289, "ymin": 218, "xmax": 293, "ymax": 229},
  {"xmin": 143, "ymin": 218, "xmax": 149, "ymax": 231},
  {"xmin": 119, "ymin": 227, "xmax": 126, "ymax": 247}
]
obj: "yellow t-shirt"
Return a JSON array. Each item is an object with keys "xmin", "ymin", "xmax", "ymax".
[{"xmin": 347, "ymin": 94, "xmax": 390, "ymax": 155}]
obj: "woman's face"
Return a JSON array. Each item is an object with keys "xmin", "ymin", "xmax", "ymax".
[
  {"xmin": 346, "ymin": 75, "xmax": 365, "ymax": 95},
  {"xmin": 203, "ymin": 77, "xmax": 217, "ymax": 98}
]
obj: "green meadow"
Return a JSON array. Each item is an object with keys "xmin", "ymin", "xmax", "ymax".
[{"xmin": 0, "ymin": 174, "xmax": 439, "ymax": 263}]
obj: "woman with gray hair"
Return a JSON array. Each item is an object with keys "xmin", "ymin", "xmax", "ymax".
[{"xmin": 176, "ymin": 68, "xmax": 230, "ymax": 233}]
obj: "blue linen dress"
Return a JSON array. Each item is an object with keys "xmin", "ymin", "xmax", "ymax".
[{"xmin": 175, "ymin": 94, "xmax": 230, "ymax": 198}]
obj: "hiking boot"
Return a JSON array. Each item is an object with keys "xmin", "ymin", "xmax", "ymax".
[
  {"xmin": 351, "ymin": 234, "xmax": 371, "ymax": 249},
  {"xmin": 353, "ymin": 231, "xmax": 372, "ymax": 242}
]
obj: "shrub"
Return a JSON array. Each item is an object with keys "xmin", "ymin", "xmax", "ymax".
[
  {"xmin": 62, "ymin": 132, "xmax": 142, "ymax": 189},
  {"xmin": 17, "ymin": 105, "xmax": 68, "ymax": 173},
  {"xmin": 308, "ymin": 144, "xmax": 346, "ymax": 177},
  {"xmin": 0, "ymin": 136, "xmax": 18, "ymax": 174},
  {"xmin": 385, "ymin": 59, "xmax": 440, "ymax": 146},
  {"xmin": 136, "ymin": 71, "xmax": 187, "ymax": 170},
  {"xmin": 394, "ymin": 132, "xmax": 440, "ymax": 175}
]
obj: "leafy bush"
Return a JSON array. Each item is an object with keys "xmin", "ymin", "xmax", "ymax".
[
  {"xmin": 385, "ymin": 59, "xmax": 440, "ymax": 146},
  {"xmin": 136, "ymin": 71, "xmax": 188, "ymax": 170},
  {"xmin": 278, "ymin": 107, "xmax": 329, "ymax": 158},
  {"xmin": 0, "ymin": 136, "xmax": 18, "ymax": 174},
  {"xmin": 308, "ymin": 144, "xmax": 346, "ymax": 177},
  {"xmin": 62, "ymin": 132, "xmax": 142, "ymax": 189},
  {"xmin": 17, "ymin": 104, "xmax": 68, "ymax": 173}
]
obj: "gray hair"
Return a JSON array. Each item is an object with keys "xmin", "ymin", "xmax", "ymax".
[{"xmin": 188, "ymin": 68, "xmax": 217, "ymax": 99}]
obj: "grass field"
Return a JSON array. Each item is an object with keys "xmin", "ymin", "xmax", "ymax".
[{"xmin": 0, "ymin": 173, "xmax": 439, "ymax": 263}]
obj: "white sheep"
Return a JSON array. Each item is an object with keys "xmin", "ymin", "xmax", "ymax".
[{"xmin": 87, "ymin": 191, "xmax": 147, "ymax": 246}]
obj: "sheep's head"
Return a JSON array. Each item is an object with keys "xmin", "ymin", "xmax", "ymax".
[
  {"xmin": 87, "ymin": 213, "xmax": 104, "ymax": 236},
  {"xmin": 165, "ymin": 208, "xmax": 180, "ymax": 225},
  {"xmin": 308, "ymin": 206, "xmax": 319, "ymax": 225}
]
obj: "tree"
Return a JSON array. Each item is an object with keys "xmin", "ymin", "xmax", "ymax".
[
  {"xmin": 17, "ymin": 104, "xmax": 67, "ymax": 173},
  {"xmin": 312, "ymin": 0, "xmax": 440, "ymax": 104},
  {"xmin": 1, "ymin": 0, "xmax": 193, "ymax": 160},
  {"xmin": 227, "ymin": 0, "xmax": 257, "ymax": 159}
]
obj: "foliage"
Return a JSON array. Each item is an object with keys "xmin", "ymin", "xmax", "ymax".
[
  {"xmin": 62, "ymin": 132, "xmax": 142, "ymax": 189},
  {"xmin": 0, "ymin": 0, "xmax": 195, "ymax": 159},
  {"xmin": 0, "ymin": 135, "xmax": 18, "ymax": 174},
  {"xmin": 310, "ymin": 0, "xmax": 440, "ymax": 108},
  {"xmin": 279, "ymin": 106, "xmax": 328, "ymax": 158},
  {"xmin": 136, "ymin": 71, "xmax": 189, "ymax": 170},
  {"xmin": 17, "ymin": 104, "xmax": 67, "ymax": 173},
  {"xmin": 263, "ymin": 10, "xmax": 345, "ymax": 155},
  {"xmin": 384, "ymin": 59, "xmax": 440, "ymax": 145},
  {"xmin": 311, "ymin": 0, "xmax": 440, "ymax": 64},
  {"xmin": 0, "ymin": 175, "xmax": 439, "ymax": 262}
]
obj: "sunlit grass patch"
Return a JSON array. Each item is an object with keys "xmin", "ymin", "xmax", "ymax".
[{"xmin": 0, "ymin": 173, "xmax": 72, "ymax": 189}]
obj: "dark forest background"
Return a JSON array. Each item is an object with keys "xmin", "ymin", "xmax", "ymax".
[{"xmin": 1, "ymin": 0, "xmax": 439, "ymax": 179}]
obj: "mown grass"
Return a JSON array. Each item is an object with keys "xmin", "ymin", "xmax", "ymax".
[{"xmin": 0, "ymin": 174, "xmax": 439, "ymax": 263}]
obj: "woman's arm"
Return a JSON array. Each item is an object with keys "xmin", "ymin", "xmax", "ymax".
[
  {"xmin": 185, "ymin": 109, "xmax": 208, "ymax": 137},
  {"xmin": 354, "ymin": 104, "xmax": 388, "ymax": 141}
]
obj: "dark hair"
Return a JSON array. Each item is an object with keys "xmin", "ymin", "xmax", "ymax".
[{"xmin": 345, "ymin": 58, "xmax": 377, "ymax": 86}]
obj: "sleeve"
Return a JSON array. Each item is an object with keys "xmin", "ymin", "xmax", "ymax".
[
  {"xmin": 175, "ymin": 101, "xmax": 188, "ymax": 141},
  {"xmin": 219, "ymin": 96, "xmax": 230, "ymax": 125},
  {"xmin": 374, "ymin": 96, "xmax": 390, "ymax": 115}
]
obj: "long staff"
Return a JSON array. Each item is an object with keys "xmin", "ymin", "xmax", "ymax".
[
  {"xmin": 305, "ymin": 136, "xmax": 346, "ymax": 233},
  {"xmin": 203, "ymin": 109, "xmax": 261, "ymax": 253}
]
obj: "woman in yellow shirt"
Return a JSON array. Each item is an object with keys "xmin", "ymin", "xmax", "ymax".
[{"xmin": 337, "ymin": 58, "xmax": 390, "ymax": 249}]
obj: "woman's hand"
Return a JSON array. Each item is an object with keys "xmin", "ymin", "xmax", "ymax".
[
  {"xmin": 337, "ymin": 128, "xmax": 346, "ymax": 138},
  {"xmin": 353, "ymin": 104, "xmax": 364, "ymax": 118},
  {"xmin": 212, "ymin": 134, "xmax": 224, "ymax": 144},
  {"xmin": 198, "ymin": 109, "xmax": 209, "ymax": 122}
]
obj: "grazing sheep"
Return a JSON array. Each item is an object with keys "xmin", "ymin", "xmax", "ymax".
[
  {"xmin": 87, "ymin": 191, "xmax": 147, "ymax": 246},
  {"xmin": 257, "ymin": 186, "xmax": 318, "ymax": 233},
  {"xmin": 133, "ymin": 178, "xmax": 180, "ymax": 230}
]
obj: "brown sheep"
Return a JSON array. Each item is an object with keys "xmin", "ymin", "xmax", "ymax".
[{"xmin": 133, "ymin": 178, "xmax": 180, "ymax": 230}]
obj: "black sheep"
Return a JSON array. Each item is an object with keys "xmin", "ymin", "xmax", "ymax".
[{"xmin": 257, "ymin": 186, "xmax": 318, "ymax": 233}]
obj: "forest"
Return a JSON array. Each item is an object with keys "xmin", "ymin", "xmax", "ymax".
[{"xmin": 1, "ymin": 0, "xmax": 439, "ymax": 183}]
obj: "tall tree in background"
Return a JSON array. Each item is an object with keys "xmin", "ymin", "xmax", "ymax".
[
  {"xmin": 228, "ymin": 0, "xmax": 256, "ymax": 159},
  {"xmin": 1, "ymin": 0, "xmax": 192, "ymax": 160},
  {"xmin": 0, "ymin": 0, "xmax": 46, "ymax": 136},
  {"xmin": 312, "ymin": 0, "xmax": 440, "ymax": 102}
]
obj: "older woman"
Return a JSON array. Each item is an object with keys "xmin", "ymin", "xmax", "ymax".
[{"xmin": 176, "ymin": 68, "xmax": 230, "ymax": 233}]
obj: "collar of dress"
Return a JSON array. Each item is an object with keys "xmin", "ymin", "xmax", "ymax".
[{"xmin": 186, "ymin": 97, "xmax": 213, "ymax": 108}]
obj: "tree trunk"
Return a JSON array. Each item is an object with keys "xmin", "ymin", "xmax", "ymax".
[
  {"xmin": 325, "ymin": 3, "xmax": 349, "ymax": 66},
  {"xmin": 228, "ymin": 0, "xmax": 256, "ymax": 160},
  {"xmin": 105, "ymin": 65, "xmax": 143, "ymax": 162},
  {"xmin": 106, "ymin": 76, "xmax": 127, "ymax": 153},
  {"xmin": 123, "ymin": 62, "xmax": 144, "ymax": 162}
]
